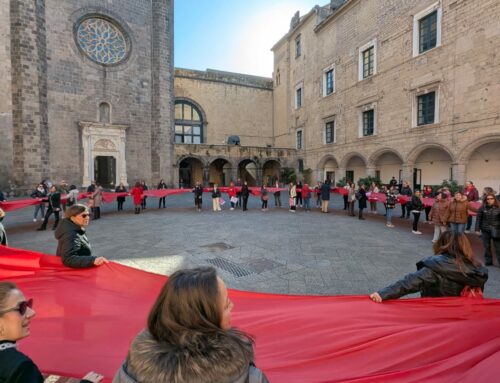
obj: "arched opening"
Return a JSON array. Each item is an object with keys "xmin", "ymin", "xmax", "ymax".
[
  {"xmin": 345, "ymin": 156, "xmax": 366, "ymax": 183},
  {"xmin": 175, "ymin": 100, "xmax": 204, "ymax": 144},
  {"xmin": 466, "ymin": 142, "xmax": 500, "ymax": 193},
  {"xmin": 263, "ymin": 160, "xmax": 281, "ymax": 186},
  {"xmin": 238, "ymin": 159, "xmax": 258, "ymax": 186},
  {"xmin": 374, "ymin": 152, "xmax": 403, "ymax": 185},
  {"xmin": 413, "ymin": 148, "xmax": 453, "ymax": 190},
  {"xmin": 210, "ymin": 158, "xmax": 231, "ymax": 186},
  {"xmin": 323, "ymin": 158, "xmax": 338, "ymax": 185},
  {"xmin": 179, "ymin": 157, "xmax": 204, "ymax": 188}
]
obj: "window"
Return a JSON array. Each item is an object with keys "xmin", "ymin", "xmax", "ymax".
[
  {"xmin": 298, "ymin": 159, "xmax": 304, "ymax": 172},
  {"xmin": 358, "ymin": 39, "xmax": 376, "ymax": 80},
  {"xmin": 295, "ymin": 35, "xmax": 301, "ymax": 58},
  {"xmin": 362, "ymin": 110, "xmax": 375, "ymax": 136},
  {"xmin": 346, "ymin": 170, "xmax": 354, "ymax": 183},
  {"xmin": 323, "ymin": 67, "xmax": 335, "ymax": 96},
  {"xmin": 296, "ymin": 130, "xmax": 303, "ymax": 149},
  {"xmin": 174, "ymin": 100, "xmax": 203, "ymax": 144},
  {"xmin": 325, "ymin": 121, "xmax": 335, "ymax": 144},
  {"xmin": 417, "ymin": 91, "xmax": 436, "ymax": 125},
  {"xmin": 295, "ymin": 87, "xmax": 302, "ymax": 109},
  {"xmin": 99, "ymin": 102, "xmax": 110, "ymax": 123},
  {"xmin": 413, "ymin": 3, "xmax": 442, "ymax": 57},
  {"xmin": 275, "ymin": 68, "xmax": 280, "ymax": 86}
]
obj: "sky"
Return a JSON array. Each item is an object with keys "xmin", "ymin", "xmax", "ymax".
[{"xmin": 174, "ymin": 0, "xmax": 320, "ymax": 77}]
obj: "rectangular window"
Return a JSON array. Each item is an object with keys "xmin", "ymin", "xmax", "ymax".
[
  {"xmin": 325, "ymin": 69, "xmax": 334, "ymax": 95},
  {"xmin": 295, "ymin": 35, "xmax": 301, "ymax": 58},
  {"xmin": 419, "ymin": 11, "xmax": 437, "ymax": 54},
  {"xmin": 417, "ymin": 92, "xmax": 435, "ymax": 125},
  {"xmin": 362, "ymin": 110, "xmax": 374, "ymax": 136},
  {"xmin": 346, "ymin": 171, "xmax": 354, "ymax": 183},
  {"xmin": 325, "ymin": 121, "xmax": 335, "ymax": 144},
  {"xmin": 298, "ymin": 159, "xmax": 304, "ymax": 172},
  {"xmin": 296, "ymin": 130, "xmax": 303, "ymax": 149},
  {"xmin": 296, "ymin": 87, "xmax": 302, "ymax": 108},
  {"xmin": 362, "ymin": 46, "xmax": 374, "ymax": 79}
]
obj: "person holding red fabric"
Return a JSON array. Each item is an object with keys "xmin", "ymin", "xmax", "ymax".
[
  {"xmin": 370, "ymin": 232, "xmax": 488, "ymax": 302},
  {"xmin": 113, "ymin": 267, "xmax": 269, "ymax": 383},
  {"xmin": 0, "ymin": 282, "xmax": 103, "ymax": 383},
  {"xmin": 130, "ymin": 182, "xmax": 143, "ymax": 215},
  {"xmin": 475, "ymin": 192, "xmax": 500, "ymax": 267},
  {"xmin": 302, "ymin": 183, "xmax": 311, "ymax": 211},
  {"xmin": 0, "ymin": 209, "xmax": 7, "ymax": 246},
  {"xmin": 228, "ymin": 182, "xmax": 237, "ymax": 210},
  {"xmin": 422, "ymin": 185, "xmax": 434, "ymax": 223},
  {"xmin": 464, "ymin": 181, "xmax": 479, "ymax": 233}
]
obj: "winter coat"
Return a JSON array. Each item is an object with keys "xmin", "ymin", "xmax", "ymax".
[
  {"xmin": 92, "ymin": 187, "xmax": 103, "ymax": 207},
  {"xmin": 273, "ymin": 184, "xmax": 281, "ymax": 197},
  {"xmin": 320, "ymin": 183, "xmax": 331, "ymax": 200},
  {"xmin": 47, "ymin": 192, "xmax": 61, "ymax": 210},
  {"xmin": 302, "ymin": 185, "xmax": 311, "ymax": 199},
  {"xmin": 0, "ymin": 191, "xmax": 5, "ymax": 201},
  {"xmin": 0, "ymin": 219, "xmax": 7, "ymax": 246},
  {"xmin": 429, "ymin": 200, "xmax": 450, "ymax": 225},
  {"xmin": 400, "ymin": 186, "xmax": 412, "ymax": 197},
  {"xmin": 410, "ymin": 195, "xmax": 424, "ymax": 212},
  {"xmin": 385, "ymin": 191, "xmax": 398, "ymax": 209},
  {"xmin": 212, "ymin": 188, "xmax": 221, "ymax": 198},
  {"xmin": 158, "ymin": 182, "xmax": 167, "ymax": 190},
  {"xmin": 112, "ymin": 330, "xmax": 269, "ymax": 383},
  {"xmin": 115, "ymin": 186, "xmax": 127, "ymax": 202},
  {"xmin": 465, "ymin": 187, "xmax": 479, "ymax": 202},
  {"xmin": 67, "ymin": 189, "xmax": 80, "ymax": 206},
  {"xmin": 357, "ymin": 188, "xmax": 367, "ymax": 209},
  {"xmin": 130, "ymin": 187, "xmax": 143, "ymax": 205},
  {"xmin": 241, "ymin": 185, "xmax": 250, "ymax": 198},
  {"xmin": 475, "ymin": 204, "xmax": 500, "ymax": 233},
  {"xmin": 228, "ymin": 187, "xmax": 237, "ymax": 198},
  {"xmin": 260, "ymin": 187, "xmax": 268, "ymax": 201},
  {"xmin": 193, "ymin": 186, "xmax": 204, "ymax": 201},
  {"xmin": 446, "ymin": 199, "xmax": 469, "ymax": 224},
  {"xmin": 378, "ymin": 253, "xmax": 488, "ymax": 300},
  {"xmin": 289, "ymin": 185, "xmax": 297, "ymax": 199},
  {"xmin": 55, "ymin": 219, "xmax": 96, "ymax": 268},
  {"xmin": 31, "ymin": 188, "xmax": 47, "ymax": 199}
]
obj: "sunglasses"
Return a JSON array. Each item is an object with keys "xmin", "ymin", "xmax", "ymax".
[
  {"xmin": 0, "ymin": 298, "xmax": 33, "ymax": 316},
  {"xmin": 79, "ymin": 213, "xmax": 90, "ymax": 218}
]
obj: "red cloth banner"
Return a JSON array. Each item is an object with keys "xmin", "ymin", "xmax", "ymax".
[{"xmin": 1, "ymin": 246, "xmax": 499, "ymax": 382}]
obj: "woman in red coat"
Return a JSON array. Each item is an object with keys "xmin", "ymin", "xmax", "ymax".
[
  {"xmin": 228, "ymin": 182, "xmax": 237, "ymax": 210},
  {"xmin": 130, "ymin": 182, "xmax": 143, "ymax": 214}
]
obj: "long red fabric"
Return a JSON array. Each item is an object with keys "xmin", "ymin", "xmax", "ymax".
[{"xmin": 0, "ymin": 246, "xmax": 499, "ymax": 382}]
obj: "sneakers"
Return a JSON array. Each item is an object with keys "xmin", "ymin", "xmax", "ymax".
[
  {"xmin": 230, "ymin": 208, "xmax": 234, "ymax": 211},
  {"xmin": 386, "ymin": 224, "xmax": 395, "ymax": 228},
  {"xmin": 464, "ymin": 230, "xmax": 470, "ymax": 233},
  {"xmin": 412, "ymin": 230, "xmax": 422, "ymax": 235},
  {"xmin": 33, "ymin": 218, "xmax": 37, "ymax": 222}
]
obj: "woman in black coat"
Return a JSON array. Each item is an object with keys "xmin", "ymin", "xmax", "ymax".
[
  {"xmin": 410, "ymin": 190, "xmax": 425, "ymax": 235},
  {"xmin": 241, "ymin": 181, "xmax": 250, "ymax": 211},
  {"xmin": 0, "ymin": 282, "xmax": 103, "ymax": 382},
  {"xmin": 370, "ymin": 232, "xmax": 488, "ymax": 302},
  {"xmin": 475, "ymin": 192, "xmax": 500, "ymax": 266},
  {"xmin": 357, "ymin": 184, "xmax": 368, "ymax": 220},
  {"xmin": 54, "ymin": 204, "xmax": 108, "ymax": 268},
  {"xmin": 115, "ymin": 182, "xmax": 127, "ymax": 211}
]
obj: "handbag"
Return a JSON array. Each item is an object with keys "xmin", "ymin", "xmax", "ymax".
[
  {"xmin": 230, "ymin": 196, "xmax": 238, "ymax": 204},
  {"xmin": 460, "ymin": 285, "xmax": 483, "ymax": 298},
  {"xmin": 262, "ymin": 194, "xmax": 269, "ymax": 201}
]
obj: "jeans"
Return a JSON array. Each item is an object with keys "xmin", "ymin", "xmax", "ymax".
[
  {"xmin": 274, "ymin": 194, "xmax": 281, "ymax": 207},
  {"xmin": 34, "ymin": 204, "xmax": 45, "ymax": 219},
  {"xmin": 261, "ymin": 200, "xmax": 268, "ymax": 209},
  {"xmin": 159, "ymin": 197, "xmax": 166, "ymax": 208},
  {"xmin": 40, "ymin": 208, "xmax": 60, "ymax": 229},
  {"xmin": 304, "ymin": 197, "xmax": 310, "ymax": 210},
  {"xmin": 433, "ymin": 225, "xmax": 447, "ymax": 241},
  {"xmin": 141, "ymin": 197, "xmax": 147, "ymax": 209},
  {"xmin": 242, "ymin": 196, "xmax": 248, "ymax": 211},
  {"xmin": 481, "ymin": 230, "xmax": 500, "ymax": 265},
  {"xmin": 117, "ymin": 198, "xmax": 125, "ymax": 211},
  {"xmin": 343, "ymin": 195, "xmax": 348, "ymax": 210},
  {"xmin": 386, "ymin": 208, "xmax": 394, "ymax": 225},
  {"xmin": 412, "ymin": 212, "xmax": 421, "ymax": 231},
  {"xmin": 466, "ymin": 215, "xmax": 474, "ymax": 231},
  {"xmin": 450, "ymin": 223, "xmax": 466, "ymax": 234}
]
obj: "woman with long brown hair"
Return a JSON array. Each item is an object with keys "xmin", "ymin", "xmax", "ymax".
[
  {"xmin": 475, "ymin": 192, "xmax": 500, "ymax": 266},
  {"xmin": 113, "ymin": 267, "xmax": 269, "ymax": 383},
  {"xmin": 370, "ymin": 231, "xmax": 488, "ymax": 302}
]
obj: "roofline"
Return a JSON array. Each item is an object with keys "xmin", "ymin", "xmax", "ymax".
[
  {"xmin": 314, "ymin": 0, "xmax": 357, "ymax": 33},
  {"xmin": 271, "ymin": 6, "xmax": 318, "ymax": 52}
]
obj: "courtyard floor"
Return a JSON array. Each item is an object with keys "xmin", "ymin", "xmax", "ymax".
[{"xmin": 3, "ymin": 192, "xmax": 500, "ymax": 298}]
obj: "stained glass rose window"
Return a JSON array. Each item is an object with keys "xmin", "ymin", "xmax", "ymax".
[{"xmin": 76, "ymin": 17, "xmax": 128, "ymax": 65}]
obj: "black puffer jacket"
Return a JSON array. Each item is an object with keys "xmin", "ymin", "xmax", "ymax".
[
  {"xmin": 378, "ymin": 254, "xmax": 488, "ymax": 300},
  {"xmin": 54, "ymin": 219, "xmax": 96, "ymax": 268},
  {"xmin": 475, "ymin": 205, "xmax": 500, "ymax": 233}
]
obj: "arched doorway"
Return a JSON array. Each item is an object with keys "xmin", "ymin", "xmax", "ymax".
[
  {"xmin": 179, "ymin": 157, "xmax": 204, "ymax": 188},
  {"xmin": 344, "ymin": 155, "xmax": 367, "ymax": 183},
  {"xmin": 210, "ymin": 158, "xmax": 231, "ymax": 186},
  {"xmin": 413, "ymin": 148, "xmax": 453, "ymax": 190},
  {"xmin": 238, "ymin": 159, "xmax": 258, "ymax": 186},
  {"xmin": 372, "ymin": 151, "xmax": 403, "ymax": 185},
  {"xmin": 466, "ymin": 142, "xmax": 500, "ymax": 192},
  {"xmin": 262, "ymin": 160, "xmax": 281, "ymax": 186}
]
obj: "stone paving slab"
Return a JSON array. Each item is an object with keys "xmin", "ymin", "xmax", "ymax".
[{"xmin": 2, "ymin": 192, "xmax": 499, "ymax": 298}]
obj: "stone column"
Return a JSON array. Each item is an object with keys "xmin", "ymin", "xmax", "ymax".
[
  {"xmin": 366, "ymin": 166, "xmax": 377, "ymax": 178},
  {"xmin": 400, "ymin": 164, "xmax": 413, "ymax": 184},
  {"xmin": 452, "ymin": 163, "xmax": 466, "ymax": 185},
  {"xmin": 337, "ymin": 167, "xmax": 346, "ymax": 181},
  {"xmin": 203, "ymin": 166, "xmax": 210, "ymax": 186},
  {"xmin": 256, "ymin": 168, "xmax": 263, "ymax": 186}
]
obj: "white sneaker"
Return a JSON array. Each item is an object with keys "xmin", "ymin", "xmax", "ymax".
[
  {"xmin": 33, "ymin": 218, "xmax": 37, "ymax": 222},
  {"xmin": 412, "ymin": 230, "xmax": 422, "ymax": 235},
  {"xmin": 230, "ymin": 208, "xmax": 234, "ymax": 211},
  {"xmin": 464, "ymin": 230, "xmax": 470, "ymax": 233}
]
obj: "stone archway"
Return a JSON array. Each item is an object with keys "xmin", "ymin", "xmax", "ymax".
[
  {"xmin": 238, "ymin": 159, "xmax": 258, "ymax": 186},
  {"xmin": 341, "ymin": 153, "xmax": 367, "ymax": 183},
  {"xmin": 210, "ymin": 158, "xmax": 231, "ymax": 186},
  {"xmin": 464, "ymin": 141, "xmax": 500, "ymax": 193},
  {"xmin": 317, "ymin": 155, "xmax": 339, "ymax": 185},
  {"xmin": 262, "ymin": 159, "xmax": 281, "ymax": 186},
  {"xmin": 412, "ymin": 147, "xmax": 453, "ymax": 189},
  {"xmin": 179, "ymin": 157, "xmax": 204, "ymax": 188},
  {"xmin": 369, "ymin": 149, "xmax": 404, "ymax": 185}
]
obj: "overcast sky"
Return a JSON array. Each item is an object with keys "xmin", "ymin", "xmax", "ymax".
[{"xmin": 174, "ymin": 0, "xmax": 320, "ymax": 77}]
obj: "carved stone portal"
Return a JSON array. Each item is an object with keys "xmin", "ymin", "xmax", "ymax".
[{"xmin": 80, "ymin": 121, "xmax": 129, "ymax": 187}]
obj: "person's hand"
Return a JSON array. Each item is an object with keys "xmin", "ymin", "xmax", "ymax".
[
  {"xmin": 476, "ymin": 231, "xmax": 481, "ymax": 236},
  {"xmin": 82, "ymin": 371, "xmax": 103, "ymax": 383},
  {"xmin": 369, "ymin": 292, "xmax": 382, "ymax": 303},
  {"xmin": 93, "ymin": 257, "xmax": 109, "ymax": 266}
]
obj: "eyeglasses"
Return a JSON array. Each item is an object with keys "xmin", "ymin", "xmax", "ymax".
[
  {"xmin": 0, "ymin": 298, "xmax": 33, "ymax": 316},
  {"xmin": 79, "ymin": 213, "xmax": 90, "ymax": 218}
]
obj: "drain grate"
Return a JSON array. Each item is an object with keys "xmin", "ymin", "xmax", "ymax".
[
  {"xmin": 201, "ymin": 242, "xmax": 235, "ymax": 252},
  {"xmin": 206, "ymin": 257, "xmax": 253, "ymax": 278}
]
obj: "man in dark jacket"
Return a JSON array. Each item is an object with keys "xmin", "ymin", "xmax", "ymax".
[
  {"xmin": 241, "ymin": 181, "xmax": 250, "ymax": 211},
  {"xmin": 37, "ymin": 186, "xmax": 61, "ymax": 231},
  {"xmin": 357, "ymin": 184, "xmax": 368, "ymax": 220},
  {"xmin": 193, "ymin": 181, "xmax": 204, "ymax": 211},
  {"xmin": 320, "ymin": 181, "xmax": 331, "ymax": 213},
  {"xmin": 399, "ymin": 181, "xmax": 413, "ymax": 218},
  {"xmin": 475, "ymin": 195, "xmax": 500, "ymax": 266}
]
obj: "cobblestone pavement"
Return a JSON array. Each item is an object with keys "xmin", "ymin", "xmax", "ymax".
[{"xmin": 3, "ymin": 192, "xmax": 500, "ymax": 298}]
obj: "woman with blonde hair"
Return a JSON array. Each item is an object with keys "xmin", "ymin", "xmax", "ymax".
[{"xmin": 370, "ymin": 232, "xmax": 488, "ymax": 302}]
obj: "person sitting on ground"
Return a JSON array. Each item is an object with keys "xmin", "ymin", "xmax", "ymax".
[
  {"xmin": 54, "ymin": 204, "xmax": 109, "ymax": 268},
  {"xmin": 369, "ymin": 232, "xmax": 488, "ymax": 302},
  {"xmin": 113, "ymin": 267, "xmax": 269, "ymax": 383},
  {"xmin": 0, "ymin": 281, "xmax": 103, "ymax": 383},
  {"xmin": 0, "ymin": 209, "xmax": 7, "ymax": 246}
]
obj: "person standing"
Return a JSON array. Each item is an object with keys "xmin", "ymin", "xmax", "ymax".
[
  {"xmin": 302, "ymin": 183, "xmax": 311, "ymax": 211},
  {"xmin": 410, "ymin": 190, "xmax": 425, "ymax": 234},
  {"xmin": 357, "ymin": 184, "xmax": 368, "ymax": 220},
  {"xmin": 236, "ymin": 178, "xmax": 242, "ymax": 208},
  {"xmin": 241, "ymin": 181, "xmax": 250, "ymax": 211},
  {"xmin": 389, "ymin": 176, "xmax": 398, "ymax": 189},
  {"xmin": 296, "ymin": 180, "xmax": 303, "ymax": 208},
  {"xmin": 92, "ymin": 183, "xmax": 103, "ymax": 220},
  {"xmin": 347, "ymin": 181, "xmax": 356, "ymax": 217},
  {"xmin": 368, "ymin": 181, "xmax": 379, "ymax": 214},
  {"xmin": 31, "ymin": 183, "xmax": 47, "ymax": 222},
  {"xmin": 289, "ymin": 182, "xmax": 297, "ymax": 212},
  {"xmin": 260, "ymin": 185, "xmax": 269, "ymax": 211},
  {"xmin": 273, "ymin": 181, "xmax": 281, "ymax": 208},
  {"xmin": 385, "ymin": 186, "xmax": 398, "ymax": 228},
  {"xmin": 320, "ymin": 180, "xmax": 331, "ymax": 213},
  {"xmin": 445, "ymin": 191, "xmax": 469, "ymax": 234},
  {"xmin": 399, "ymin": 181, "xmax": 413, "ymax": 219},
  {"xmin": 464, "ymin": 181, "xmax": 479, "ymax": 233},
  {"xmin": 315, "ymin": 181, "xmax": 322, "ymax": 208},
  {"xmin": 66, "ymin": 185, "xmax": 79, "ymax": 208},
  {"xmin": 422, "ymin": 185, "xmax": 434, "ymax": 223},
  {"xmin": 193, "ymin": 181, "xmax": 203, "ymax": 212},
  {"xmin": 37, "ymin": 186, "xmax": 61, "ymax": 231},
  {"xmin": 429, "ymin": 192, "xmax": 450, "ymax": 242},
  {"xmin": 212, "ymin": 184, "xmax": 221, "ymax": 212},
  {"xmin": 115, "ymin": 182, "xmax": 127, "ymax": 211},
  {"xmin": 130, "ymin": 182, "xmax": 143, "ymax": 214},
  {"xmin": 228, "ymin": 182, "xmax": 237, "ymax": 211},
  {"xmin": 140, "ymin": 181, "xmax": 148, "ymax": 209},
  {"xmin": 0, "ymin": 209, "xmax": 7, "ymax": 246},
  {"xmin": 343, "ymin": 182, "xmax": 350, "ymax": 210},
  {"xmin": 157, "ymin": 179, "xmax": 168, "ymax": 209},
  {"xmin": 475, "ymin": 192, "xmax": 500, "ymax": 266}
]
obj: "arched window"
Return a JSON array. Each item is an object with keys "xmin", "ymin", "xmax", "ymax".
[
  {"xmin": 174, "ymin": 100, "xmax": 203, "ymax": 144},
  {"xmin": 99, "ymin": 102, "xmax": 110, "ymax": 123}
]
